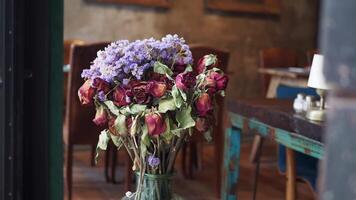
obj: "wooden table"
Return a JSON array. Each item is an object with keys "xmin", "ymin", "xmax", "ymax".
[
  {"xmin": 259, "ymin": 68, "xmax": 309, "ymax": 98},
  {"xmin": 221, "ymin": 99, "xmax": 325, "ymax": 200}
]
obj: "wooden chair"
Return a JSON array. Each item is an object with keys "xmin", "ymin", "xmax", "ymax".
[
  {"xmin": 181, "ymin": 45, "xmax": 230, "ymax": 196},
  {"xmin": 63, "ymin": 40, "xmax": 85, "ymax": 112},
  {"xmin": 63, "ymin": 42, "xmax": 109, "ymax": 200},
  {"xmin": 259, "ymin": 48, "xmax": 298, "ymax": 96}
]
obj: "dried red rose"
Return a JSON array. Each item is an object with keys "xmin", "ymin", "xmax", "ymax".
[
  {"xmin": 113, "ymin": 86, "xmax": 130, "ymax": 107},
  {"xmin": 92, "ymin": 78, "xmax": 110, "ymax": 93},
  {"xmin": 175, "ymin": 72, "xmax": 196, "ymax": 90},
  {"xmin": 128, "ymin": 81, "xmax": 152, "ymax": 104}
]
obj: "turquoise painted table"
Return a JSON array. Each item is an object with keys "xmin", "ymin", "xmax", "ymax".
[{"xmin": 221, "ymin": 99, "xmax": 325, "ymax": 200}]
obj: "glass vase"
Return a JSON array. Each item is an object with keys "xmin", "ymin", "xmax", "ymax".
[
  {"xmin": 122, "ymin": 173, "xmax": 183, "ymax": 200},
  {"xmin": 136, "ymin": 173, "xmax": 173, "ymax": 200}
]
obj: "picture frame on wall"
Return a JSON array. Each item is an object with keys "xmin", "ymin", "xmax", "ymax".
[
  {"xmin": 94, "ymin": 0, "xmax": 171, "ymax": 8},
  {"xmin": 207, "ymin": 0, "xmax": 281, "ymax": 15}
]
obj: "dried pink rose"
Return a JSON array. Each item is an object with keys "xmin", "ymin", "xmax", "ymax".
[
  {"xmin": 209, "ymin": 71, "xmax": 228, "ymax": 91},
  {"xmin": 147, "ymin": 81, "xmax": 167, "ymax": 98},
  {"xmin": 202, "ymin": 76, "xmax": 217, "ymax": 94},
  {"xmin": 78, "ymin": 80, "xmax": 95, "ymax": 105},
  {"xmin": 93, "ymin": 106, "xmax": 108, "ymax": 126},
  {"xmin": 145, "ymin": 113, "xmax": 166, "ymax": 136},
  {"xmin": 195, "ymin": 93, "xmax": 213, "ymax": 116}
]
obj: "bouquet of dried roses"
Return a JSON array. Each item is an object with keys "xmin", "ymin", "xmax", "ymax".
[{"xmin": 78, "ymin": 34, "xmax": 228, "ymax": 200}]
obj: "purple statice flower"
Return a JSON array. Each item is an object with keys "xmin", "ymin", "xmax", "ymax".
[
  {"xmin": 97, "ymin": 91, "xmax": 106, "ymax": 102},
  {"xmin": 81, "ymin": 34, "xmax": 193, "ymax": 84},
  {"xmin": 147, "ymin": 155, "xmax": 160, "ymax": 167}
]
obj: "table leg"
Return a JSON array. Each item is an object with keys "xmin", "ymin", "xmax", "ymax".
[
  {"xmin": 286, "ymin": 148, "xmax": 296, "ymax": 200},
  {"xmin": 221, "ymin": 127, "xmax": 242, "ymax": 200},
  {"xmin": 266, "ymin": 76, "xmax": 281, "ymax": 98}
]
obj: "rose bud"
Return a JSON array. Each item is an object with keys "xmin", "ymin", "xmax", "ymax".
[
  {"xmin": 195, "ymin": 117, "xmax": 210, "ymax": 132},
  {"xmin": 113, "ymin": 86, "xmax": 130, "ymax": 107},
  {"xmin": 78, "ymin": 80, "xmax": 95, "ymax": 105},
  {"xmin": 209, "ymin": 71, "xmax": 229, "ymax": 91},
  {"xmin": 93, "ymin": 106, "xmax": 108, "ymax": 126},
  {"xmin": 145, "ymin": 113, "xmax": 167, "ymax": 136},
  {"xmin": 196, "ymin": 54, "xmax": 218, "ymax": 74},
  {"xmin": 92, "ymin": 78, "xmax": 110, "ymax": 93},
  {"xmin": 147, "ymin": 81, "xmax": 167, "ymax": 98},
  {"xmin": 129, "ymin": 81, "xmax": 151, "ymax": 104},
  {"xmin": 195, "ymin": 93, "xmax": 213, "ymax": 116},
  {"xmin": 175, "ymin": 72, "xmax": 196, "ymax": 91}
]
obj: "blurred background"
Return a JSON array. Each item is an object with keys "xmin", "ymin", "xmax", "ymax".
[{"xmin": 64, "ymin": 0, "xmax": 319, "ymax": 99}]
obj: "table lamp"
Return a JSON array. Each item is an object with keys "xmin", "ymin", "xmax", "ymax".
[{"xmin": 306, "ymin": 54, "xmax": 331, "ymax": 121}]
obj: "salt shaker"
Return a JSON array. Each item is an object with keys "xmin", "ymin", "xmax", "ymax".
[
  {"xmin": 293, "ymin": 93, "xmax": 305, "ymax": 113},
  {"xmin": 303, "ymin": 95, "xmax": 315, "ymax": 112}
]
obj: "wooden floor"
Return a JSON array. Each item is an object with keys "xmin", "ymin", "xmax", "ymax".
[{"xmin": 64, "ymin": 140, "xmax": 315, "ymax": 200}]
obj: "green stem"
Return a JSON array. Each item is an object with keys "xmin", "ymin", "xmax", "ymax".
[{"xmin": 167, "ymin": 132, "xmax": 186, "ymax": 173}]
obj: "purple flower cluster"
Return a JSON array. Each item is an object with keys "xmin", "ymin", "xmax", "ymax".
[
  {"xmin": 81, "ymin": 34, "xmax": 193, "ymax": 84},
  {"xmin": 147, "ymin": 155, "xmax": 160, "ymax": 167}
]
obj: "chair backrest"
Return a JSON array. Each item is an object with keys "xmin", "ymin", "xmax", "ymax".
[
  {"xmin": 259, "ymin": 48, "xmax": 298, "ymax": 96},
  {"xmin": 65, "ymin": 42, "xmax": 110, "ymax": 144},
  {"xmin": 64, "ymin": 39, "xmax": 85, "ymax": 65}
]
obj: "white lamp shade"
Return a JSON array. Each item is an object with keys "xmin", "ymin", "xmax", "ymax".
[{"xmin": 308, "ymin": 54, "xmax": 331, "ymax": 90}]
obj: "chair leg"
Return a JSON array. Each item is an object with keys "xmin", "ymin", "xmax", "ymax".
[
  {"xmin": 66, "ymin": 144, "xmax": 73, "ymax": 200},
  {"xmin": 250, "ymin": 135, "xmax": 264, "ymax": 163},
  {"xmin": 111, "ymin": 146, "xmax": 118, "ymax": 184},
  {"xmin": 90, "ymin": 145, "xmax": 96, "ymax": 167},
  {"xmin": 286, "ymin": 148, "xmax": 296, "ymax": 200},
  {"xmin": 252, "ymin": 137, "xmax": 265, "ymax": 200},
  {"xmin": 104, "ymin": 143, "xmax": 111, "ymax": 183}
]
